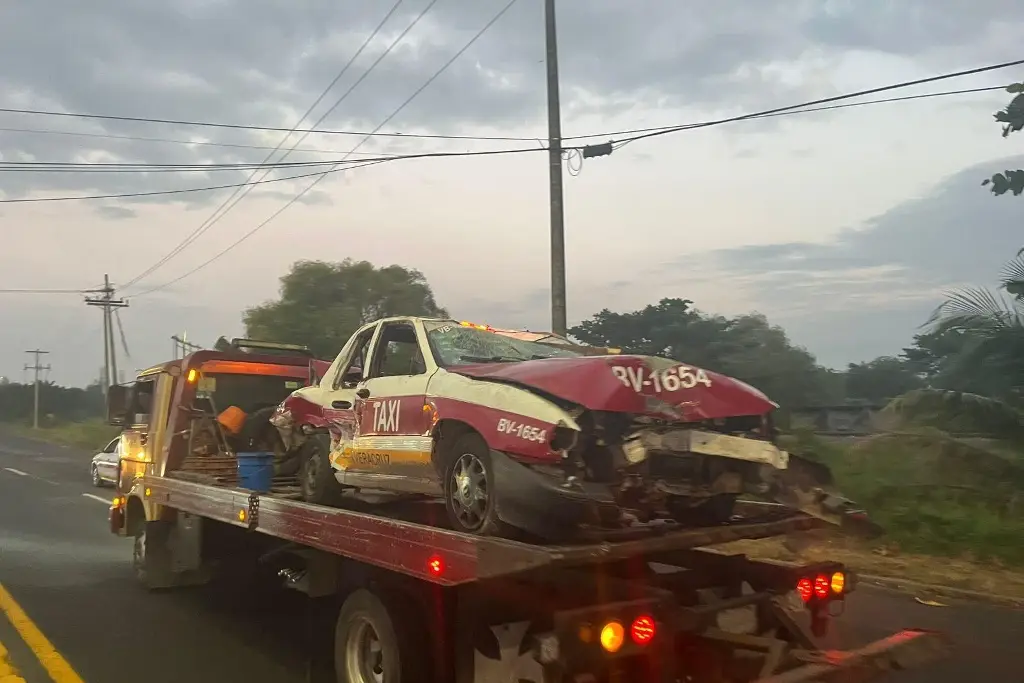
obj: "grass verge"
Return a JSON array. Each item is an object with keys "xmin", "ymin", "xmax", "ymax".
[{"xmin": 0, "ymin": 419, "xmax": 118, "ymax": 452}]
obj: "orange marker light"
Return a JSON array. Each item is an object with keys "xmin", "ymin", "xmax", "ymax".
[
  {"xmin": 813, "ymin": 574, "xmax": 830, "ymax": 599},
  {"xmin": 630, "ymin": 615, "xmax": 656, "ymax": 645},
  {"xmin": 797, "ymin": 577, "xmax": 813, "ymax": 603},
  {"xmin": 427, "ymin": 555, "xmax": 444, "ymax": 577},
  {"xmin": 187, "ymin": 368, "xmax": 198, "ymax": 383},
  {"xmin": 599, "ymin": 621, "xmax": 625, "ymax": 653},
  {"xmin": 831, "ymin": 571, "xmax": 846, "ymax": 594}
]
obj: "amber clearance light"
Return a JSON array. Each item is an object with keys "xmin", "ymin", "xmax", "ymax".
[{"xmin": 599, "ymin": 621, "xmax": 625, "ymax": 653}]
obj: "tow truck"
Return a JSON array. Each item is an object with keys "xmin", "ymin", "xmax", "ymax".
[{"xmin": 105, "ymin": 337, "xmax": 947, "ymax": 683}]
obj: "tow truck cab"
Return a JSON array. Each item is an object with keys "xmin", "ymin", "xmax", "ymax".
[{"xmin": 106, "ymin": 339, "xmax": 323, "ymax": 537}]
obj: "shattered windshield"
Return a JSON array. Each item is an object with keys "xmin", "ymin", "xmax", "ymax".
[{"xmin": 423, "ymin": 321, "xmax": 583, "ymax": 366}]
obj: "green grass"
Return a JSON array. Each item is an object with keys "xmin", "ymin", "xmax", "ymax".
[
  {"xmin": 1, "ymin": 418, "xmax": 119, "ymax": 452},
  {"xmin": 784, "ymin": 428, "xmax": 1024, "ymax": 566}
]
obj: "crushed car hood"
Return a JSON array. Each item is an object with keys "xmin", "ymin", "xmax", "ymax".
[{"xmin": 451, "ymin": 354, "xmax": 777, "ymax": 421}]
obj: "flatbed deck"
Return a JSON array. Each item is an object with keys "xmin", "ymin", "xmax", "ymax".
[{"xmin": 137, "ymin": 474, "xmax": 824, "ymax": 586}]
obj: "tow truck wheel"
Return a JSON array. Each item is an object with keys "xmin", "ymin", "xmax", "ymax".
[
  {"xmin": 442, "ymin": 433, "xmax": 503, "ymax": 536},
  {"xmin": 299, "ymin": 433, "xmax": 345, "ymax": 506},
  {"xmin": 335, "ymin": 588, "xmax": 427, "ymax": 683}
]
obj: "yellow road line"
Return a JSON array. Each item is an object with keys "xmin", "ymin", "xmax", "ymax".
[
  {"xmin": 0, "ymin": 583, "xmax": 83, "ymax": 683},
  {"xmin": 0, "ymin": 640, "xmax": 27, "ymax": 683}
]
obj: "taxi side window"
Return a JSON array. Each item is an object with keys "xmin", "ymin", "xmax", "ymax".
[
  {"xmin": 333, "ymin": 327, "xmax": 375, "ymax": 390},
  {"xmin": 370, "ymin": 323, "xmax": 425, "ymax": 378}
]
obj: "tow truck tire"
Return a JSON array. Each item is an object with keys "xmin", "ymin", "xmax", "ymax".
[
  {"xmin": 334, "ymin": 588, "xmax": 428, "ymax": 683},
  {"xmin": 442, "ymin": 432, "xmax": 504, "ymax": 536},
  {"xmin": 299, "ymin": 433, "xmax": 345, "ymax": 506}
]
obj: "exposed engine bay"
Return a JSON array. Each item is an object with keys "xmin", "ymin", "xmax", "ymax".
[{"xmin": 546, "ymin": 409, "xmax": 873, "ymax": 534}]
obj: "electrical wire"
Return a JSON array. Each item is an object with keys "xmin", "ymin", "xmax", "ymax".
[
  {"xmin": 562, "ymin": 85, "xmax": 1009, "ymax": 141},
  {"xmin": 606, "ymin": 59, "xmax": 1024, "ymax": 149},
  {"xmin": 0, "ymin": 146, "xmax": 546, "ymax": 204},
  {"xmin": 0, "ymin": 158, "xmax": 373, "ymax": 172},
  {"xmin": 121, "ymin": 0, "xmax": 414, "ymax": 290},
  {"xmin": 0, "ymin": 126, "xmax": 403, "ymax": 157},
  {"xmin": 130, "ymin": 0, "xmax": 522, "ymax": 298},
  {"xmin": 0, "ymin": 287, "xmax": 99, "ymax": 294},
  {"xmin": 0, "ymin": 112, "xmax": 536, "ymax": 144}
]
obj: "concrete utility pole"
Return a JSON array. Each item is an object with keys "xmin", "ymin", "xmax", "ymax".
[
  {"xmin": 544, "ymin": 0, "xmax": 567, "ymax": 337},
  {"xmin": 85, "ymin": 274, "xmax": 129, "ymax": 391},
  {"xmin": 24, "ymin": 349, "xmax": 50, "ymax": 430}
]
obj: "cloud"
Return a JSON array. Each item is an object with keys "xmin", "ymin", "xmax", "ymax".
[
  {"xmin": 2, "ymin": 0, "xmax": 1022, "ymax": 208},
  {"xmin": 95, "ymin": 205, "xmax": 137, "ymax": 220},
  {"xmin": 677, "ymin": 154, "xmax": 1024, "ymax": 365}
]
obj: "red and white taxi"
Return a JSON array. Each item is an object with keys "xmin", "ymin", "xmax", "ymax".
[{"xmin": 270, "ymin": 317, "xmax": 858, "ymax": 540}]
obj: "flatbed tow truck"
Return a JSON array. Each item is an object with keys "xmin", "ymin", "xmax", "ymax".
[{"xmin": 105, "ymin": 341, "xmax": 948, "ymax": 683}]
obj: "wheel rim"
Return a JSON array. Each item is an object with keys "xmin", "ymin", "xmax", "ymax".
[
  {"xmin": 345, "ymin": 616, "xmax": 385, "ymax": 683},
  {"xmin": 450, "ymin": 452, "xmax": 489, "ymax": 530}
]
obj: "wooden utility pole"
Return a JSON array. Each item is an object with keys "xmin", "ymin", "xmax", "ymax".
[
  {"xmin": 544, "ymin": 0, "xmax": 567, "ymax": 336},
  {"xmin": 24, "ymin": 349, "xmax": 50, "ymax": 429},
  {"xmin": 85, "ymin": 274, "xmax": 128, "ymax": 389}
]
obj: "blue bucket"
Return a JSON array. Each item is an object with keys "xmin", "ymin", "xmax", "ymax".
[{"xmin": 237, "ymin": 451, "xmax": 274, "ymax": 493}]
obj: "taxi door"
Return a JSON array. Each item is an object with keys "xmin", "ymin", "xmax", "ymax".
[{"xmin": 347, "ymin": 319, "xmax": 438, "ymax": 495}]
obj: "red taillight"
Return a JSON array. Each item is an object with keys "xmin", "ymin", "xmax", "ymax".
[
  {"xmin": 813, "ymin": 574, "xmax": 830, "ymax": 599},
  {"xmin": 630, "ymin": 615, "xmax": 656, "ymax": 645},
  {"xmin": 797, "ymin": 577, "xmax": 813, "ymax": 602},
  {"xmin": 427, "ymin": 555, "xmax": 444, "ymax": 577}
]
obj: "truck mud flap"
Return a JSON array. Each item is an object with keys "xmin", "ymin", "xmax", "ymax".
[{"xmin": 752, "ymin": 629, "xmax": 949, "ymax": 683}]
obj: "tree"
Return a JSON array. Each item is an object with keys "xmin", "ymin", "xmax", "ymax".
[
  {"xmin": 569, "ymin": 298, "xmax": 843, "ymax": 409},
  {"xmin": 242, "ymin": 259, "xmax": 448, "ymax": 359},
  {"xmin": 924, "ymin": 251, "xmax": 1024, "ymax": 403},
  {"xmin": 982, "ymin": 81, "xmax": 1024, "ymax": 197},
  {"xmin": 844, "ymin": 356, "xmax": 923, "ymax": 403}
]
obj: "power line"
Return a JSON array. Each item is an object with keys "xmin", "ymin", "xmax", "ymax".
[
  {"xmin": 0, "ymin": 125, "xmax": 407, "ymax": 156},
  {"xmin": 0, "ymin": 112, "xmax": 535, "ymax": 144},
  {"xmin": 121, "ymin": 0, "xmax": 433, "ymax": 290},
  {"xmin": 603, "ymin": 58, "xmax": 1024, "ymax": 149},
  {"xmin": 0, "ymin": 158, "xmax": 368, "ymax": 172},
  {"xmin": 564, "ymin": 85, "xmax": 1008, "ymax": 141},
  {"xmin": 0, "ymin": 145, "xmax": 546, "ymax": 204},
  {"xmin": 130, "ymin": 0, "xmax": 522, "ymax": 299},
  {"xmin": 0, "ymin": 287, "xmax": 99, "ymax": 293}
]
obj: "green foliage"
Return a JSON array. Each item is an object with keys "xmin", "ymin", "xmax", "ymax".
[
  {"xmin": 981, "ymin": 82, "xmax": 1024, "ymax": 196},
  {"xmin": 844, "ymin": 356, "xmax": 923, "ymax": 403},
  {"xmin": 880, "ymin": 389, "xmax": 1024, "ymax": 441},
  {"xmin": 0, "ymin": 381, "xmax": 104, "ymax": 423},
  {"xmin": 923, "ymin": 251, "xmax": 1024, "ymax": 403},
  {"xmin": 242, "ymin": 259, "xmax": 448, "ymax": 359},
  {"xmin": 569, "ymin": 298, "xmax": 844, "ymax": 409}
]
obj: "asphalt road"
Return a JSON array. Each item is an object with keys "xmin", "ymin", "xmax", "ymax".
[{"xmin": 0, "ymin": 431, "xmax": 1021, "ymax": 683}]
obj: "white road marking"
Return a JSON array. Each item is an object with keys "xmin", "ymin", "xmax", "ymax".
[
  {"xmin": 3, "ymin": 467, "xmax": 28, "ymax": 476},
  {"xmin": 82, "ymin": 493, "xmax": 112, "ymax": 505}
]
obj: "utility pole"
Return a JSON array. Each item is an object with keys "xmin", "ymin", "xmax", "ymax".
[
  {"xmin": 24, "ymin": 349, "xmax": 50, "ymax": 430},
  {"xmin": 85, "ymin": 274, "xmax": 129, "ymax": 390},
  {"xmin": 171, "ymin": 333, "xmax": 202, "ymax": 359},
  {"xmin": 544, "ymin": 0, "xmax": 567, "ymax": 337}
]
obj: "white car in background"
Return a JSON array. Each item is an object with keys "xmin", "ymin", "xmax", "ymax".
[{"xmin": 91, "ymin": 437, "xmax": 120, "ymax": 487}]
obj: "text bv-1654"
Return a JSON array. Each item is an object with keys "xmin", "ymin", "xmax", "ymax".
[{"xmin": 611, "ymin": 364, "xmax": 712, "ymax": 393}]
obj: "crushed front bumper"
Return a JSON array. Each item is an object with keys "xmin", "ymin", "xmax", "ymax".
[{"xmin": 752, "ymin": 629, "xmax": 950, "ymax": 683}]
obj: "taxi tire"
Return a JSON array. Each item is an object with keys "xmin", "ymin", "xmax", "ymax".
[
  {"xmin": 334, "ymin": 588, "xmax": 428, "ymax": 683},
  {"xmin": 299, "ymin": 433, "xmax": 345, "ymax": 506},
  {"xmin": 442, "ymin": 433, "xmax": 503, "ymax": 537}
]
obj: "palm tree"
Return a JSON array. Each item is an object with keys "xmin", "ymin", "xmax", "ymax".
[{"xmin": 926, "ymin": 250, "xmax": 1024, "ymax": 402}]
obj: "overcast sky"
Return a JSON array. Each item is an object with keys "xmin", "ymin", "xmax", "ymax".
[{"xmin": 1, "ymin": 0, "xmax": 1023, "ymax": 387}]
